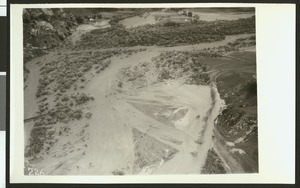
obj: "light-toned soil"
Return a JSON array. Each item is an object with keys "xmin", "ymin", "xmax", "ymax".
[
  {"xmin": 120, "ymin": 13, "xmax": 157, "ymax": 28},
  {"xmin": 24, "ymin": 52, "xmax": 58, "ymax": 146},
  {"xmin": 185, "ymin": 9, "xmax": 254, "ymax": 21},
  {"xmin": 120, "ymin": 11, "xmax": 180, "ymax": 28},
  {"xmin": 120, "ymin": 10, "xmax": 254, "ymax": 28},
  {"xmin": 69, "ymin": 20, "xmax": 111, "ymax": 44},
  {"xmin": 24, "ymin": 25, "xmax": 256, "ymax": 175}
]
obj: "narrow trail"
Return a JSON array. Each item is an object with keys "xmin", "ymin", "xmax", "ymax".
[
  {"xmin": 206, "ymin": 59, "xmax": 253, "ymax": 173},
  {"xmin": 213, "ymin": 128, "xmax": 245, "ymax": 173}
]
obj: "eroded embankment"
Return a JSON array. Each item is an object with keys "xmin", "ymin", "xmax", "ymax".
[
  {"xmin": 24, "ymin": 47, "xmax": 222, "ymax": 175},
  {"xmin": 24, "ymin": 27, "xmax": 257, "ymax": 175},
  {"xmin": 201, "ymin": 51, "xmax": 258, "ymax": 174}
]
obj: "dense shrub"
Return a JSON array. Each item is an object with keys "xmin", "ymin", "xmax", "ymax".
[
  {"xmin": 159, "ymin": 69, "xmax": 172, "ymax": 80},
  {"xmin": 75, "ymin": 16, "xmax": 255, "ymax": 50},
  {"xmin": 25, "ymin": 127, "xmax": 54, "ymax": 157},
  {"xmin": 193, "ymin": 14, "xmax": 200, "ymax": 20},
  {"xmin": 73, "ymin": 93, "xmax": 94, "ymax": 106},
  {"xmin": 36, "ymin": 48, "xmax": 146, "ymax": 100},
  {"xmin": 23, "ymin": 9, "xmax": 78, "ymax": 63},
  {"xmin": 85, "ymin": 112, "xmax": 93, "ymax": 119},
  {"xmin": 152, "ymin": 50, "xmax": 217, "ymax": 85},
  {"xmin": 75, "ymin": 16, "xmax": 84, "ymax": 24},
  {"xmin": 163, "ymin": 21, "xmax": 180, "ymax": 27},
  {"xmin": 61, "ymin": 95, "xmax": 69, "ymax": 101},
  {"xmin": 112, "ymin": 169, "xmax": 125, "ymax": 175}
]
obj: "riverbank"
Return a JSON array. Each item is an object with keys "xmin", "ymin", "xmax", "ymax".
[
  {"xmin": 201, "ymin": 50, "xmax": 258, "ymax": 174},
  {"xmin": 24, "ymin": 8, "xmax": 257, "ymax": 175}
]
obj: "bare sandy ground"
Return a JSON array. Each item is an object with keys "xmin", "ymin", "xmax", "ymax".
[
  {"xmin": 25, "ymin": 51, "xmax": 223, "ymax": 175},
  {"xmin": 24, "ymin": 31, "xmax": 253, "ymax": 175},
  {"xmin": 185, "ymin": 9, "xmax": 254, "ymax": 21},
  {"xmin": 119, "ymin": 11, "xmax": 182, "ymax": 28},
  {"xmin": 69, "ymin": 20, "xmax": 110, "ymax": 44},
  {"xmin": 65, "ymin": 34, "xmax": 254, "ymax": 55},
  {"xmin": 120, "ymin": 10, "xmax": 254, "ymax": 28},
  {"xmin": 24, "ymin": 52, "xmax": 58, "ymax": 146},
  {"xmin": 46, "ymin": 50, "xmax": 219, "ymax": 175},
  {"xmin": 120, "ymin": 13, "xmax": 157, "ymax": 28}
]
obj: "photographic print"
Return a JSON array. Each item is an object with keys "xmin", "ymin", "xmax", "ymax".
[{"xmin": 23, "ymin": 7, "xmax": 258, "ymax": 176}]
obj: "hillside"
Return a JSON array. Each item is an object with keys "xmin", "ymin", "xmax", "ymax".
[{"xmin": 23, "ymin": 8, "xmax": 79, "ymax": 63}]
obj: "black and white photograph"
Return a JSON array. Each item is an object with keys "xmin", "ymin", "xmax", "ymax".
[{"xmin": 22, "ymin": 7, "xmax": 258, "ymax": 176}]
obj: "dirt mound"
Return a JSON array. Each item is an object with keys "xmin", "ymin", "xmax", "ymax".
[{"xmin": 169, "ymin": 107, "xmax": 189, "ymax": 122}]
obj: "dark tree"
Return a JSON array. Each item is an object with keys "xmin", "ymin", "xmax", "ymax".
[
  {"xmin": 193, "ymin": 14, "xmax": 200, "ymax": 20},
  {"xmin": 75, "ymin": 16, "xmax": 84, "ymax": 24}
]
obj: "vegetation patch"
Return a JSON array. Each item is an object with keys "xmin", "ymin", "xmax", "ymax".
[
  {"xmin": 23, "ymin": 8, "xmax": 81, "ymax": 63},
  {"xmin": 152, "ymin": 50, "xmax": 216, "ymax": 85},
  {"xmin": 25, "ymin": 127, "xmax": 56, "ymax": 159},
  {"xmin": 215, "ymin": 56, "xmax": 258, "ymax": 173},
  {"xmin": 75, "ymin": 16, "xmax": 255, "ymax": 50},
  {"xmin": 201, "ymin": 148, "xmax": 226, "ymax": 174}
]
